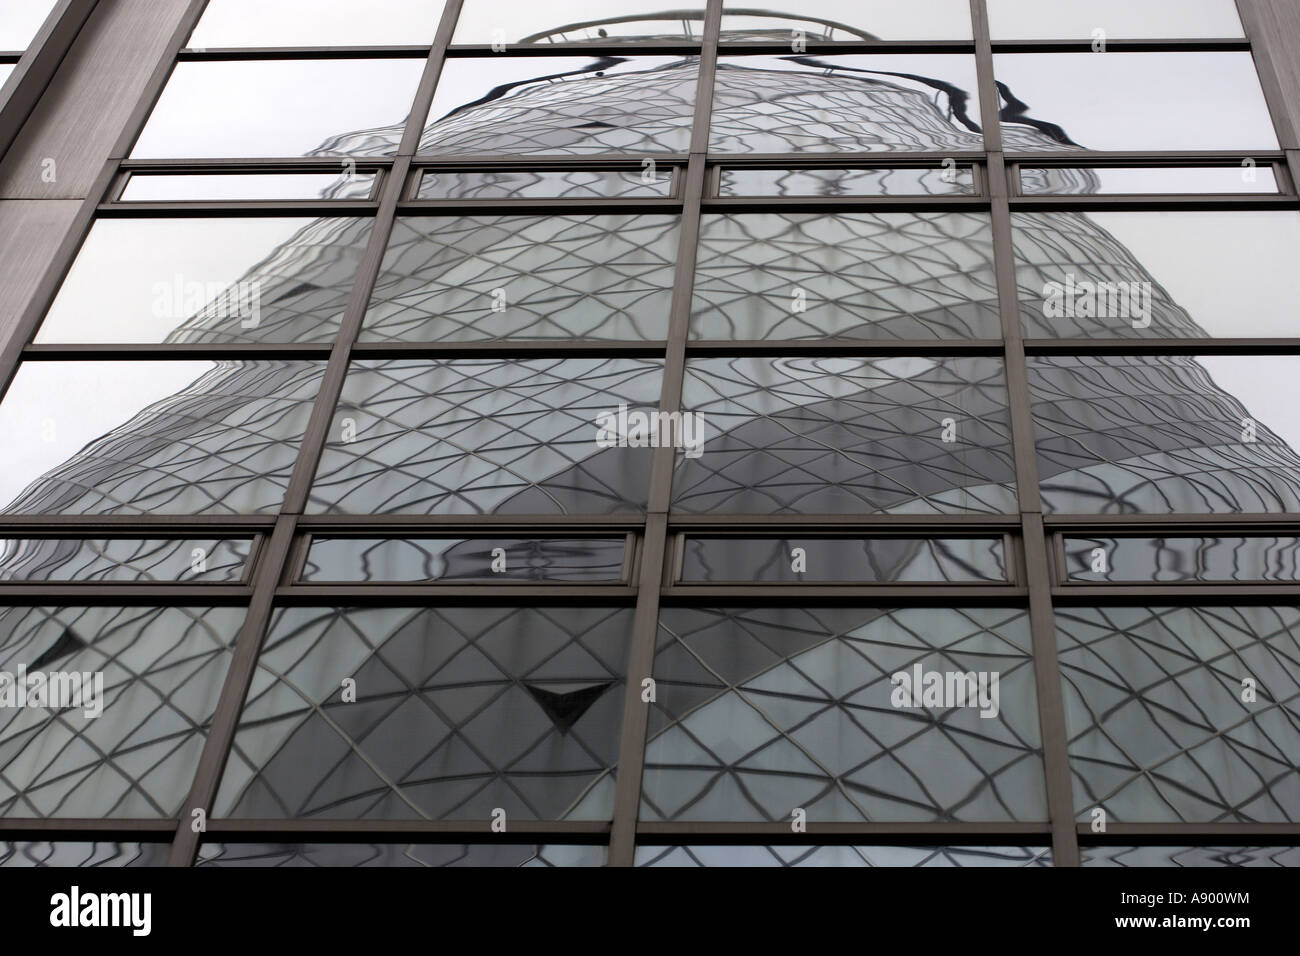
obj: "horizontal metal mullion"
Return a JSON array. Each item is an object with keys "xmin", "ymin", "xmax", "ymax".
[
  {"xmin": 445, "ymin": 43, "xmax": 703, "ymax": 57},
  {"xmin": 297, "ymin": 514, "xmax": 650, "ymax": 531},
  {"xmin": 709, "ymin": 151, "xmax": 987, "ymax": 166},
  {"xmin": 21, "ymin": 344, "xmax": 335, "ymax": 360},
  {"xmin": 1044, "ymin": 514, "xmax": 1300, "ymax": 531},
  {"xmin": 0, "ymin": 819, "xmax": 178, "ymax": 838},
  {"xmin": 636, "ymin": 821, "xmax": 1051, "ymax": 843},
  {"xmin": 119, "ymin": 157, "xmax": 396, "ymax": 171},
  {"xmin": 396, "ymin": 199, "xmax": 684, "ymax": 215},
  {"xmin": 1008, "ymin": 150, "xmax": 1285, "ymax": 163},
  {"xmin": 714, "ymin": 41, "xmax": 977, "ymax": 55},
  {"xmin": 415, "ymin": 153, "xmax": 690, "ymax": 167},
  {"xmin": 684, "ymin": 339, "xmax": 1004, "ymax": 356},
  {"xmin": 0, "ymin": 586, "xmax": 254, "ymax": 604},
  {"xmin": 95, "ymin": 202, "xmax": 380, "ymax": 217},
  {"xmin": 1078, "ymin": 822, "xmax": 1300, "ymax": 842},
  {"xmin": 669, "ymin": 514, "xmax": 1021, "ymax": 530},
  {"xmin": 990, "ymin": 38, "xmax": 1250, "ymax": 52},
  {"xmin": 1009, "ymin": 195, "xmax": 1297, "ymax": 211},
  {"xmin": 347, "ymin": 342, "xmax": 667, "ymax": 360},
  {"xmin": 1051, "ymin": 585, "xmax": 1300, "ymax": 604},
  {"xmin": 1024, "ymin": 339, "xmax": 1300, "ymax": 355},
  {"xmin": 701, "ymin": 197, "xmax": 989, "ymax": 211},
  {"xmin": 203, "ymin": 819, "xmax": 610, "ymax": 842},
  {"xmin": 177, "ymin": 46, "xmax": 433, "ymax": 60},
  {"xmin": 0, "ymin": 515, "xmax": 276, "ymax": 532}
]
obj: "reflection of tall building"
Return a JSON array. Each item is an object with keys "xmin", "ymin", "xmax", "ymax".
[{"xmin": 3, "ymin": 18, "xmax": 1299, "ymax": 836}]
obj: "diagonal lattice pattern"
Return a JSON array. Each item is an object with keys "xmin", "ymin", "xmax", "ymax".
[
  {"xmin": 673, "ymin": 356, "xmax": 1017, "ymax": 514},
  {"xmin": 636, "ymin": 844, "xmax": 1053, "ymax": 866},
  {"xmin": 1029, "ymin": 355, "xmax": 1300, "ymax": 514},
  {"xmin": 308, "ymin": 357, "xmax": 662, "ymax": 515},
  {"xmin": 691, "ymin": 212, "xmax": 1001, "ymax": 340},
  {"xmin": 1057, "ymin": 606, "xmax": 1300, "ymax": 822},
  {"xmin": 195, "ymin": 842, "xmax": 604, "ymax": 867},
  {"xmin": 1081, "ymin": 845, "xmax": 1300, "ymax": 867},
  {"xmin": 0, "ymin": 606, "xmax": 243, "ymax": 818},
  {"xmin": 642, "ymin": 607, "xmax": 1045, "ymax": 822},
  {"xmin": 362, "ymin": 215, "xmax": 679, "ymax": 342},
  {"xmin": 215, "ymin": 606, "xmax": 632, "ymax": 821}
]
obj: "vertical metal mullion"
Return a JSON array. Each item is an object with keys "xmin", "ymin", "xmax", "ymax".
[
  {"xmin": 972, "ymin": 0, "xmax": 1079, "ymax": 867},
  {"xmin": 164, "ymin": 2, "xmax": 465, "ymax": 865},
  {"xmin": 1235, "ymin": 0, "xmax": 1300, "ymax": 192},
  {"xmin": 607, "ymin": 0, "xmax": 722, "ymax": 868}
]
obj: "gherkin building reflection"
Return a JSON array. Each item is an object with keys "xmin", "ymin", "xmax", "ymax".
[{"xmin": 1, "ymin": 13, "xmax": 1299, "ymax": 833}]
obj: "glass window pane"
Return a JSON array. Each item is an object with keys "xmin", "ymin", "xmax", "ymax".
[
  {"xmin": 637, "ymin": 845, "xmax": 1051, "ymax": 866},
  {"xmin": 711, "ymin": 55, "xmax": 982, "ymax": 153},
  {"xmin": 988, "ymin": 0, "xmax": 1243, "ymax": 40},
  {"xmin": 680, "ymin": 536, "xmax": 1007, "ymax": 583},
  {"xmin": 420, "ymin": 56, "xmax": 697, "ymax": 155},
  {"xmin": 197, "ymin": 843, "xmax": 604, "ymax": 866},
  {"xmin": 302, "ymin": 537, "xmax": 626, "ymax": 583},
  {"xmin": 1057, "ymin": 606, "xmax": 1300, "ymax": 822},
  {"xmin": 996, "ymin": 53, "xmax": 1278, "ymax": 152},
  {"xmin": 0, "ymin": 842, "xmax": 169, "ymax": 866},
  {"xmin": 188, "ymin": 0, "xmax": 445, "ymax": 47},
  {"xmin": 674, "ymin": 356, "xmax": 1016, "ymax": 515},
  {"xmin": 1082, "ymin": 846, "xmax": 1300, "ymax": 867},
  {"xmin": 1029, "ymin": 355, "xmax": 1300, "ymax": 515},
  {"xmin": 0, "ymin": 2, "xmax": 57, "ymax": 51},
  {"xmin": 1064, "ymin": 535, "xmax": 1300, "ymax": 584},
  {"xmin": 1019, "ymin": 165, "xmax": 1278, "ymax": 196},
  {"xmin": 308, "ymin": 358, "xmax": 663, "ymax": 515},
  {"xmin": 36, "ymin": 217, "xmax": 373, "ymax": 344},
  {"xmin": 720, "ymin": 0, "xmax": 972, "ymax": 41},
  {"xmin": 0, "ymin": 538, "xmax": 251, "ymax": 582},
  {"xmin": 215, "ymin": 606, "xmax": 633, "ymax": 820},
  {"xmin": 363, "ymin": 215, "xmax": 679, "ymax": 342},
  {"xmin": 1013, "ymin": 212, "xmax": 1300, "ymax": 339},
  {"xmin": 131, "ymin": 59, "xmax": 425, "ymax": 158},
  {"xmin": 691, "ymin": 213, "xmax": 1001, "ymax": 341},
  {"xmin": 719, "ymin": 166, "xmax": 975, "ymax": 197},
  {"xmin": 0, "ymin": 360, "xmax": 324, "ymax": 515},
  {"xmin": 644, "ymin": 607, "xmax": 1045, "ymax": 821},
  {"xmin": 452, "ymin": 0, "xmax": 706, "ymax": 44},
  {"xmin": 121, "ymin": 172, "xmax": 375, "ymax": 201},
  {"xmin": 0, "ymin": 605, "xmax": 244, "ymax": 817},
  {"xmin": 418, "ymin": 168, "xmax": 671, "ymax": 199}
]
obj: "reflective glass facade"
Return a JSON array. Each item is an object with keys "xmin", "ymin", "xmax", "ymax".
[{"xmin": 0, "ymin": 0, "xmax": 1299, "ymax": 871}]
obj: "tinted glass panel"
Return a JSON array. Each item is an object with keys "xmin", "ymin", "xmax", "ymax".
[
  {"xmin": 720, "ymin": 0, "xmax": 972, "ymax": 41},
  {"xmin": 988, "ymin": 0, "xmax": 1243, "ymax": 40},
  {"xmin": 996, "ymin": 53, "xmax": 1278, "ymax": 152},
  {"xmin": 215, "ymin": 606, "xmax": 633, "ymax": 820},
  {"xmin": 1013, "ymin": 212, "xmax": 1300, "ymax": 339},
  {"xmin": 302, "ymin": 537, "xmax": 626, "ymax": 583},
  {"xmin": 638, "ymin": 845, "xmax": 1051, "ymax": 866},
  {"xmin": 0, "ymin": 605, "xmax": 242, "ymax": 817},
  {"xmin": 0, "ymin": 360, "xmax": 324, "ymax": 515},
  {"xmin": 36, "ymin": 217, "xmax": 372, "ymax": 344},
  {"xmin": 0, "ymin": 842, "xmax": 169, "ymax": 867},
  {"xmin": 1082, "ymin": 846, "xmax": 1300, "ymax": 867},
  {"xmin": 1064, "ymin": 536, "xmax": 1300, "ymax": 584},
  {"xmin": 188, "ymin": 0, "xmax": 444, "ymax": 47},
  {"xmin": 0, "ymin": 538, "xmax": 251, "ymax": 583},
  {"xmin": 420, "ymin": 56, "xmax": 697, "ymax": 155},
  {"xmin": 1029, "ymin": 355, "xmax": 1300, "ymax": 515},
  {"xmin": 308, "ymin": 358, "xmax": 662, "ymax": 515},
  {"xmin": 644, "ymin": 607, "xmax": 1045, "ymax": 821},
  {"xmin": 712, "ymin": 55, "xmax": 982, "ymax": 153},
  {"xmin": 197, "ymin": 843, "xmax": 604, "ymax": 866},
  {"xmin": 131, "ymin": 59, "xmax": 425, "ymax": 158},
  {"xmin": 673, "ymin": 356, "xmax": 1016, "ymax": 515},
  {"xmin": 1019, "ymin": 166, "xmax": 1278, "ymax": 196},
  {"xmin": 680, "ymin": 536, "xmax": 1007, "ymax": 583},
  {"xmin": 417, "ymin": 168, "xmax": 671, "ymax": 199},
  {"xmin": 363, "ymin": 215, "xmax": 679, "ymax": 342},
  {"xmin": 1057, "ymin": 606, "xmax": 1300, "ymax": 822},
  {"xmin": 719, "ymin": 166, "xmax": 975, "ymax": 197},
  {"xmin": 452, "ymin": 0, "xmax": 706, "ymax": 44},
  {"xmin": 120, "ymin": 172, "xmax": 375, "ymax": 201},
  {"xmin": 690, "ymin": 213, "xmax": 1000, "ymax": 341}
]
